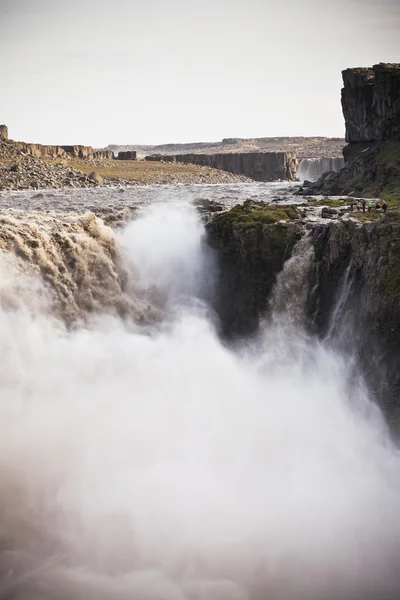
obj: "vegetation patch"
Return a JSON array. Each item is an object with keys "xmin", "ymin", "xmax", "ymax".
[{"xmin": 212, "ymin": 201, "xmax": 302, "ymax": 230}]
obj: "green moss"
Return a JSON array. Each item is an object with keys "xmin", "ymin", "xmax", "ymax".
[
  {"xmin": 212, "ymin": 201, "xmax": 302, "ymax": 230},
  {"xmin": 300, "ymin": 198, "xmax": 352, "ymax": 208}
]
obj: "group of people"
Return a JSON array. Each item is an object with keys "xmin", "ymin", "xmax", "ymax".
[{"xmin": 349, "ymin": 199, "xmax": 388, "ymax": 214}]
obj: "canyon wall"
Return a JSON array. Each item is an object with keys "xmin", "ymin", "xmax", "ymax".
[
  {"xmin": 206, "ymin": 202, "xmax": 303, "ymax": 335},
  {"xmin": 0, "ymin": 127, "xmax": 114, "ymax": 160},
  {"xmin": 14, "ymin": 143, "xmax": 114, "ymax": 161},
  {"xmin": 342, "ymin": 63, "xmax": 400, "ymax": 143},
  {"xmin": 146, "ymin": 152, "xmax": 298, "ymax": 181},
  {"xmin": 300, "ymin": 63, "xmax": 400, "ymax": 198},
  {"xmin": 207, "ymin": 203, "xmax": 400, "ymax": 426}
]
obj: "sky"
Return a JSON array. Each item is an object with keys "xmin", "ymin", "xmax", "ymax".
[{"xmin": 0, "ymin": 0, "xmax": 399, "ymax": 147}]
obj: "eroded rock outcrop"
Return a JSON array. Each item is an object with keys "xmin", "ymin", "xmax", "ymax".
[
  {"xmin": 342, "ymin": 64, "xmax": 400, "ymax": 143},
  {"xmin": 208, "ymin": 201, "xmax": 400, "ymax": 426},
  {"xmin": 206, "ymin": 202, "xmax": 303, "ymax": 336},
  {"xmin": 308, "ymin": 210, "xmax": 400, "ymax": 425},
  {"xmin": 299, "ymin": 63, "xmax": 400, "ymax": 199},
  {"xmin": 0, "ymin": 125, "xmax": 8, "ymax": 141}
]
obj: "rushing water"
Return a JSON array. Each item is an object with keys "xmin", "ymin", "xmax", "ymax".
[
  {"xmin": 0, "ymin": 186, "xmax": 400, "ymax": 599},
  {"xmin": 0, "ymin": 181, "xmax": 302, "ymax": 215}
]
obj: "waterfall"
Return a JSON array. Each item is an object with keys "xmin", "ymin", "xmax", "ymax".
[
  {"xmin": 0, "ymin": 202, "xmax": 400, "ymax": 599},
  {"xmin": 0, "ymin": 211, "xmax": 161, "ymax": 325},
  {"xmin": 270, "ymin": 233, "xmax": 314, "ymax": 327},
  {"xmin": 325, "ymin": 261, "xmax": 355, "ymax": 341},
  {"xmin": 297, "ymin": 157, "xmax": 345, "ymax": 182}
]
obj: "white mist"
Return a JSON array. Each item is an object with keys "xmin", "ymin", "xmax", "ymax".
[{"xmin": 0, "ymin": 204, "xmax": 399, "ymax": 600}]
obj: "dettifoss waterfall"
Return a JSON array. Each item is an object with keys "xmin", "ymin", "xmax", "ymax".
[{"xmin": 0, "ymin": 194, "xmax": 400, "ymax": 600}]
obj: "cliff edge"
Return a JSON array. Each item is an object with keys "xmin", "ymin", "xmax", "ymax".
[{"xmin": 301, "ymin": 63, "xmax": 400, "ymax": 200}]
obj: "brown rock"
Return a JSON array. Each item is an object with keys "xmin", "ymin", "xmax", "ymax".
[
  {"xmin": 88, "ymin": 171, "xmax": 103, "ymax": 185},
  {"xmin": 0, "ymin": 124, "xmax": 8, "ymax": 141}
]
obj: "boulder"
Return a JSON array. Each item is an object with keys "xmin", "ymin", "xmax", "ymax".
[
  {"xmin": 88, "ymin": 171, "xmax": 103, "ymax": 185},
  {"xmin": 321, "ymin": 207, "xmax": 339, "ymax": 218}
]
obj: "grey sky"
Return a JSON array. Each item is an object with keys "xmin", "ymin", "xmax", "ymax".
[{"xmin": 0, "ymin": 0, "xmax": 399, "ymax": 147}]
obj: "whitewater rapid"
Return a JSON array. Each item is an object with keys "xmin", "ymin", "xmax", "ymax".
[{"xmin": 0, "ymin": 198, "xmax": 399, "ymax": 600}]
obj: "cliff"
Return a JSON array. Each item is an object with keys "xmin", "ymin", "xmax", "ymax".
[
  {"xmin": 107, "ymin": 137, "xmax": 345, "ymax": 159},
  {"xmin": 342, "ymin": 64, "xmax": 400, "ymax": 142},
  {"xmin": 206, "ymin": 202, "xmax": 303, "ymax": 335},
  {"xmin": 207, "ymin": 203, "xmax": 400, "ymax": 425},
  {"xmin": 299, "ymin": 63, "xmax": 400, "ymax": 200},
  {"xmin": 146, "ymin": 152, "xmax": 298, "ymax": 182}
]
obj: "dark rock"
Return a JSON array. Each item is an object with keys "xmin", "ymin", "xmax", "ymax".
[
  {"xmin": 117, "ymin": 151, "xmax": 137, "ymax": 160},
  {"xmin": 321, "ymin": 207, "xmax": 339, "ymax": 218},
  {"xmin": 206, "ymin": 202, "xmax": 302, "ymax": 336},
  {"xmin": 299, "ymin": 63, "xmax": 400, "ymax": 199},
  {"xmin": 174, "ymin": 152, "xmax": 298, "ymax": 182},
  {"xmin": 342, "ymin": 63, "xmax": 400, "ymax": 143}
]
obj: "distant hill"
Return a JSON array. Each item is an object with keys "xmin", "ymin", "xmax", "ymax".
[{"xmin": 103, "ymin": 136, "xmax": 345, "ymax": 159}]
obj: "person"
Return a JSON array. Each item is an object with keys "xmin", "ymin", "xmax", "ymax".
[
  {"xmin": 362, "ymin": 199, "xmax": 366, "ymax": 213},
  {"xmin": 382, "ymin": 200, "xmax": 388, "ymax": 214},
  {"xmin": 376, "ymin": 202, "xmax": 381, "ymax": 210},
  {"xmin": 367, "ymin": 201, "xmax": 372, "ymax": 213}
]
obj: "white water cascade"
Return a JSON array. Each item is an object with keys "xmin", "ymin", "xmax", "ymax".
[
  {"xmin": 0, "ymin": 203, "xmax": 399, "ymax": 600},
  {"xmin": 297, "ymin": 157, "xmax": 345, "ymax": 182}
]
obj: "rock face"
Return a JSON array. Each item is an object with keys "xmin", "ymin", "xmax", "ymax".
[
  {"xmin": 117, "ymin": 151, "xmax": 137, "ymax": 160},
  {"xmin": 146, "ymin": 152, "xmax": 298, "ymax": 182},
  {"xmin": 206, "ymin": 202, "xmax": 303, "ymax": 335},
  {"xmin": 0, "ymin": 140, "xmax": 108, "ymax": 190},
  {"xmin": 308, "ymin": 211, "xmax": 400, "ymax": 425},
  {"xmin": 9, "ymin": 141, "xmax": 114, "ymax": 161},
  {"xmin": 342, "ymin": 64, "xmax": 400, "ymax": 142},
  {"xmin": 0, "ymin": 125, "xmax": 8, "ymax": 141},
  {"xmin": 207, "ymin": 202, "xmax": 400, "ymax": 426},
  {"xmin": 299, "ymin": 63, "xmax": 400, "ymax": 199}
]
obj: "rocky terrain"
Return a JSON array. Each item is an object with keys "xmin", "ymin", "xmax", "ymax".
[
  {"xmin": 0, "ymin": 139, "xmax": 107, "ymax": 191},
  {"xmin": 299, "ymin": 63, "xmax": 400, "ymax": 200},
  {"xmin": 106, "ymin": 136, "xmax": 345, "ymax": 159},
  {"xmin": 0, "ymin": 132, "xmax": 252, "ymax": 191}
]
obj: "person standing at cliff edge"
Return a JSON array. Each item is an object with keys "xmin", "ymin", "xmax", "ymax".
[{"xmin": 382, "ymin": 200, "xmax": 388, "ymax": 214}]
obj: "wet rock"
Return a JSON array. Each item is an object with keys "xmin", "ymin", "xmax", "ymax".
[
  {"xmin": 321, "ymin": 207, "xmax": 339, "ymax": 218},
  {"xmin": 206, "ymin": 202, "xmax": 303, "ymax": 336}
]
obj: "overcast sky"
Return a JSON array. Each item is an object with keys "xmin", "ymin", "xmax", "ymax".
[{"xmin": 0, "ymin": 0, "xmax": 399, "ymax": 147}]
